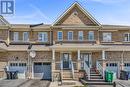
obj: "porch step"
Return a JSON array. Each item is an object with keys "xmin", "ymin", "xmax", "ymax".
[
  {"xmin": 62, "ymin": 78, "xmax": 73, "ymax": 80},
  {"xmin": 62, "ymin": 70, "xmax": 73, "ymax": 80},
  {"xmin": 90, "ymin": 76, "xmax": 103, "ymax": 79},
  {"xmin": 80, "ymin": 79, "xmax": 113, "ymax": 85},
  {"xmin": 62, "ymin": 80, "xmax": 76, "ymax": 85},
  {"xmin": 90, "ymin": 74, "xmax": 102, "ymax": 76}
]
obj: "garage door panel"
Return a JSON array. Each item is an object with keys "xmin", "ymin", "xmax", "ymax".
[{"xmin": 34, "ymin": 62, "xmax": 51, "ymax": 80}]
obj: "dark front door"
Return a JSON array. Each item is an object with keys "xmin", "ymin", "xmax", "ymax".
[{"xmin": 63, "ymin": 53, "xmax": 70, "ymax": 69}]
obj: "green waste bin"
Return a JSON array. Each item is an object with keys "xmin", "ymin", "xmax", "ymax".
[{"xmin": 105, "ymin": 70, "xmax": 113, "ymax": 82}]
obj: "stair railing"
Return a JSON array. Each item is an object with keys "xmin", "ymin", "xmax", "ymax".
[
  {"xmin": 70, "ymin": 61, "xmax": 74, "ymax": 79},
  {"xmin": 96, "ymin": 61, "xmax": 104, "ymax": 78},
  {"xmin": 60, "ymin": 59, "xmax": 63, "ymax": 81},
  {"xmin": 84, "ymin": 61, "xmax": 90, "ymax": 80}
]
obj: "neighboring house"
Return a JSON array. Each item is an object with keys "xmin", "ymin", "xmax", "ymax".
[{"xmin": 0, "ymin": 2, "xmax": 130, "ymax": 81}]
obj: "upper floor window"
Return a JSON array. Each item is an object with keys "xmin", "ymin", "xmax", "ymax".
[
  {"xmin": 38, "ymin": 32, "xmax": 48, "ymax": 42},
  {"xmin": 124, "ymin": 33, "xmax": 130, "ymax": 42},
  {"xmin": 78, "ymin": 31, "xmax": 83, "ymax": 40},
  {"xmin": 68, "ymin": 31, "xmax": 73, "ymax": 41},
  {"xmin": 57, "ymin": 31, "xmax": 63, "ymax": 41},
  {"xmin": 88, "ymin": 31, "xmax": 94, "ymax": 41},
  {"xmin": 23, "ymin": 32, "xmax": 29, "ymax": 42},
  {"xmin": 103, "ymin": 33, "xmax": 112, "ymax": 42},
  {"xmin": 13, "ymin": 32, "xmax": 19, "ymax": 42}
]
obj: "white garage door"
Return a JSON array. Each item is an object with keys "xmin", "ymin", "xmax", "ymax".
[
  {"xmin": 106, "ymin": 62, "xmax": 118, "ymax": 76},
  {"xmin": 9, "ymin": 62, "xmax": 27, "ymax": 79},
  {"xmin": 34, "ymin": 62, "xmax": 51, "ymax": 80}
]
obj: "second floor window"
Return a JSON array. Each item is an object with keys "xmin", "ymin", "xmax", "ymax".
[
  {"xmin": 57, "ymin": 31, "xmax": 63, "ymax": 41},
  {"xmin": 13, "ymin": 32, "xmax": 19, "ymax": 42},
  {"xmin": 124, "ymin": 33, "xmax": 130, "ymax": 42},
  {"xmin": 68, "ymin": 31, "xmax": 73, "ymax": 41},
  {"xmin": 103, "ymin": 33, "xmax": 112, "ymax": 42},
  {"xmin": 78, "ymin": 31, "xmax": 83, "ymax": 40},
  {"xmin": 88, "ymin": 31, "xmax": 94, "ymax": 41},
  {"xmin": 23, "ymin": 32, "xmax": 29, "ymax": 42},
  {"xmin": 38, "ymin": 32, "xmax": 48, "ymax": 42}
]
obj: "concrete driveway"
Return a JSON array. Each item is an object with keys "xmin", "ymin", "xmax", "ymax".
[
  {"xmin": 0, "ymin": 79, "xmax": 29, "ymax": 87},
  {"xmin": 19, "ymin": 79, "xmax": 50, "ymax": 87},
  {"xmin": 0, "ymin": 79, "xmax": 50, "ymax": 87}
]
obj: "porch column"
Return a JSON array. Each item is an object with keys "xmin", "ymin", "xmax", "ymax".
[
  {"xmin": 102, "ymin": 50, "xmax": 106, "ymax": 80},
  {"xmin": 77, "ymin": 50, "xmax": 81, "ymax": 70},
  {"xmin": 102, "ymin": 50, "xmax": 105, "ymax": 60},
  {"xmin": 120, "ymin": 51, "xmax": 124, "ymax": 70},
  {"xmin": 52, "ymin": 49, "xmax": 55, "ymax": 81}
]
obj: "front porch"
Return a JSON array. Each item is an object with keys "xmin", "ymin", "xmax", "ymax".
[{"xmin": 51, "ymin": 47, "xmax": 107, "ymax": 81}]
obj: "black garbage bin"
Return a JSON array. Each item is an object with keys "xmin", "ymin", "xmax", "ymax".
[
  {"xmin": 11, "ymin": 71, "xmax": 18, "ymax": 79},
  {"xmin": 5, "ymin": 71, "xmax": 18, "ymax": 79},
  {"xmin": 120, "ymin": 70, "xmax": 130, "ymax": 80}
]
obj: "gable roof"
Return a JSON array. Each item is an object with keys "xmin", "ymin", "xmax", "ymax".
[
  {"xmin": 53, "ymin": 2, "xmax": 101, "ymax": 26},
  {"xmin": 0, "ymin": 15, "xmax": 10, "ymax": 26}
]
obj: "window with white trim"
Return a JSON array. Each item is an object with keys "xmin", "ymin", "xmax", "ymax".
[
  {"xmin": 78, "ymin": 31, "xmax": 83, "ymax": 40},
  {"xmin": 103, "ymin": 33, "xmax": 112, "ymax": 42},
  {"xmin": 68, "ymin": 31, "xmax": 73, "ymax": 41},
  {"xmin": 57, "ymin": 31, "xmax": 63, "ymax": 41},
  {"xmin": 106, "ymin": 63, "xmax": 117, "ymax": 67},
  {"xmin": 124, "ymin": 33, "xmax": 130, "ymax": 42},
  {"xmin": 23, "ymin": 32, "xmax": 29, "ymax": 42},
  {"xmin": 88, "ymin": 31, "xmax": 94, "ymax": 41},
  {"xmin": 13, "ymin": 32, "xmax": 19, "ymax": 42},
  {"xmin": 124, "ymin": 63, "xmax": 130, "ymax": 67},
  {"xmin": 38, "ymin": 32, "xmax": 48, "ymax": 42}
]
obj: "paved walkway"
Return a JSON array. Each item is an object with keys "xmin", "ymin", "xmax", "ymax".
[
  {"xmin": 115, "ymin": 80, "xmax": 130, "ymax": 87},
  {"xmin": 49, "ymin": 81, "xmax": 83, "ymax": 87}
]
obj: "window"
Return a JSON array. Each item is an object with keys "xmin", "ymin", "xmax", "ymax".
[
  {"xmin": 38, "ymin": 32, "xmax": 48, "ymax": 42},
  {"xmin": 88, "ymin": 31, "xmax": 94, "ymax": 41},
  {"xmin": 106, "ymin": 63, "xmax": 117, "ymax": 67},
  {"xmin": 23, "ymin": 32, "xmax": 29, "ymax": 42},
  {"xmin": 78, "ymin": 31, "xmax": 83, "ymax": 40},
  {"xmin": 103, "ymin": 33, "xmax": 112, "ymax": 42},
  {"xmin": 124, "ymin": 33, "xmax": 130, "ymax": 42},
  {"xmin": 13, "ymin": 32, "xmax": 19, "ymax": 42},
  {"xmin": 124, "ymin": 63, "xmax": 130, "ymax": 67},
  {"xmin": 57, "ymin": 31, "xmax": 63, "ymax": 41},
  {"xmin": 68, "ymin": 31, "xmax": 73, "ymax": 40}
]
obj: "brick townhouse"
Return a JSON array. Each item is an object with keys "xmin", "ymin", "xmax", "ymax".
[{"xmin": 0, "ymin": 2, "xmax": 130, "ymax": 81}]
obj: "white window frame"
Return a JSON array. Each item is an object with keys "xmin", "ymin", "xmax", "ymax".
[
  {"xmin": 88, "ymin": 31, "xmax": 94, "ymax": 41},
  {"xmin": 124, "ymin": 33, "xmax": 130, "ymax": 42},
  {"xmin": 23, "ymin": 32, "xmax": 29, "ymax": 42},
  {"xmin": 68, "ymin": 31, "xmax": 73, "ymax": 41},
  {"xmin": 13, "ymin": 32, "xmax": 19, "ymax": 42},
  {"xmin": 103, "ymin": 32, "xmax": 112, "ymax": 42},
  {"xmin": 78, "ymin": 31, "xmax": 83, "ymax": 40},
  {"xmin": 38, "ymin": 32, "xmax": 48, "ymax": 42},
  {"xmin": 57, "ymin": 31, "xmax": 63, "ymax": 41}
]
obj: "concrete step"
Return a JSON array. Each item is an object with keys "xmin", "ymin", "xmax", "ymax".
[
  {"xmin": 90, "ymin": 76, "xmax": 103, "ymax": 79},
  {"xmin": 80, "ymin": 79, "xmax": 113, "ymax": 85},
  {"xmin": 62, "ymin": 77, "xmax": 73, "ymax": 80},
  {"xmin": 62, "ymin": 80, "xmax": 76, "ymax": 85},
  {"xmin": 90, "ymin": 74, "xmax": 101, "ymax": 76}
]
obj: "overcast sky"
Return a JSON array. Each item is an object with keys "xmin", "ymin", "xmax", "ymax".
[{"xmin": 4, "ymin": 0, "xmax": 130, "ymax": 25}]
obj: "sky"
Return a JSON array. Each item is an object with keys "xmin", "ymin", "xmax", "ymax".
[{"xmin": 3, "ymin": 0, "xmax": 130, "ymax": 25}]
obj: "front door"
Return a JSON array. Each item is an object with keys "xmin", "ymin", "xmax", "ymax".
[
  {"xmin": 83, "ymin": 53, "xmax": 92, "ymax": 68},
  {"xmin": 63, "ymin": 53, "xmax": 70, "ymax": 69}
]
